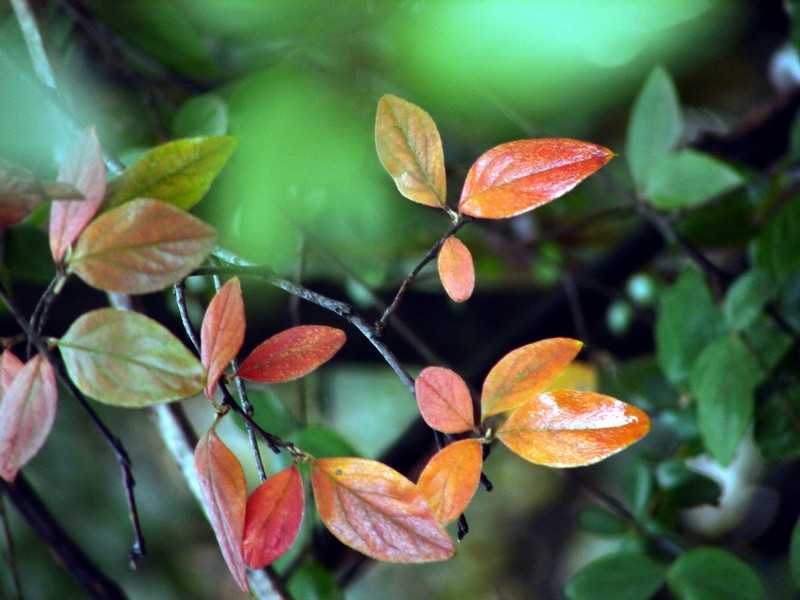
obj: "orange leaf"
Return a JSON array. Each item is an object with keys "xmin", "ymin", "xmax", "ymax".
[
  {"xmin": 0, "ymin": 349, "xmax": 23, "ymax": 400},
  {"xmin": 201, "ymin": 277, "xmax": 245, "ymax": 398},
  {"xmin": 497, "ymin": 390, "xmax": 650, "ymax": 467},
  {"xmin": 375, "ymin": 94, "xmax": 447, "ymax": 209},
  {"xmin": 236, "ymin": 325, "xmax": 345, "ymax": 384},
  {"xmin": 243, "ymin": 464, "xmax": 304, "ymax": 569},
  {"xmin": 0, "ymin": 355, "xmax": 58, "ymax": 481},
  {"xmin": 310, "ymin": 457, "xmax": 455, "ymax": 563},
  {"xmin": 481, "ymin": 338, "xmax": 583, "ymax": 419},
  {"xmin": 194, "ymin": 429, "xmax": 249, "ymax": 592},
  {"xmin": 415, "ymin": 366, "xmax": 475, "ymax": 433},
  {"xmin": 49, "ymin": 127, "xmax": 106, "ymax": 263},
  {"xmin": 69, "ymin": 198, "xmax": 217, "ymax": 294},
  {"xmin": 458, "ymin": 139, "xmax": 613, "ymax": 219},
  {"xmin": 438, "ymin": 236, "xmax": 475, "ymax": 303},
  {"xmin": 417, "ymin": 439, "xmax": 482, "ymax": 525}
]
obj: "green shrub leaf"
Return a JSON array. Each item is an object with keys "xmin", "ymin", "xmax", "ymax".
[
  {"xmin": 565, "ymin": 551, "xmax": 666, "ymax": 600},
  {"xmin": 667, "ymin": 547, "xmax": 765, "ymax": 600}
]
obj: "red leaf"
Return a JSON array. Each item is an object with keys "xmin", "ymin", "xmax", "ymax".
[
  {"xmin": 438, "ymin": 236, "xmax": 475, "ymax": 302},
  {"xmin": 49, "ymin": 127, "xmax": 106, "ymax": 263},
  {"xmin": 415, "ymin": 366, "xmax": 475, "ymax": 434},
  {"xmin": 481, "ymin": 338, "xmax": 583, "ymax": 419},
  {"xmin": 310, "ymin": 457, "xmax": 455, "ymax": 563},
  {"xmin": 417, "ymin": 439, "xmax": 482, "ymax": 525},
  {"xmin": 458, "ymin": 139, "xmax": 613, "ymax": 219},
  {"xmin": 194, "ymin": 429, "xmax": 249, "ymax": 592},
  {"xmin": 243, "ymin": 465, "xmax": 304, "ymax": 569},
  {"xmin": 236, "ymin": 325, "xmax": 346, "ymax": 384},
  {"xmin": 201, "ymin": 277, "xmax": 245, "ymax": 398},
  {"xmin": 496, "ymin": 390, "xmax": 650, "ymax": 467},
  {"xmin": 0, "ymin": 350, "xmax": 23, "ymax": 401},
  {"xmin": 0, "ymin": 355, "xmax": 58, "ymax": 481}
]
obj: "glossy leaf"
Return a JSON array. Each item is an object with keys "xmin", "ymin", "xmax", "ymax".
[
  {"xmin": 310, "ymin": 457, "xmax": 455, "ymax": 562},
  {"xmin": 667, "ymin": 547, "xmax": 765, "ymax": 600},
  {"xmin": 0, "ymin": 350, "xmax": 23, "ymax": 400},
  {"xmin": 194, "ymin": 429, "xmax": 249, "ymax": 592},
  {"xmin": 69, "ymin": 198, "xmax": 217, "ymax": 294},
  {"xmin": 565, "ymin": 551, "xmax": 666, "ymax": 600},
  {"xmin": 415, "ymin": 366, "xmax": 475, "ymax": 433},
  {"xmin": 644, "ymin": 150, "xmax": 743, "ymax": 210},
  {"xmin": 106, "ymin": 136, "xmax": 237, "ymax": 210},
  {"xmin": 497, "ymin": 390, "xmax": 650, "ymax": 467},
  {"xmin": 0, "ymin": 355, "xmax": 58, "ymax": 481},
  {"xmin": 417, "ymin": 439, "xmax": 482, "ymax": 525},
  {"xmin": 458, "ymin": 139, "xmax": 613, "ymax": 219},
  {"xmin": 243, "ymin": 464, "xmax": 304, "ymax": 569},
  {"xmin": 237, "ymin": 325, "xmax": 345, "ymax": 384},
  {"xmin": 58, "ymin": 308, "xmax": 205, "ymax": 406},
  {"xmin": 481, "ymin": 337, "xmax": 583, "ymax": 419},
  {"xmin": 49, "ymin": 126, "xmax": 106, "ymax": 263},
  {"xmin": 201, "ymin": 277, "xmax": 245, "ymax": 398},
  {"xmin": 375, "ymin": 94, "xmax": 446, "ymax": 208},
  {"xmin": 626, "ymin": 65, "xmax": 683, "ymax": 189},
  {"xmin": 438, "ymin": 236, "xmax": 475, "ymax": 302}
]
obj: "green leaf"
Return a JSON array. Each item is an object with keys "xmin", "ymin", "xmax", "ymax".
[
  {"xmin": 654, "ymin": 459, "xmax": 722, "ymax": 508},
  {"xmin": 173, "ymin": 94, "xmax": 229, "ymax": 138},
  {"xmin": 690, "ymin": 336, "xmax": 762, "ymax": 465},
  {"xmin": 724, "ymin": 270, "xmax": 776, "ymax": 332},
  {"xmin": 565, "ymin": 551, "xmax": 666, "ymax": 600},
  {"xmin": 626, "ymin": 66, "xmax": 683, "ymax": 190},
  {"xmin": 667, "ymin": 547, "xmax": 765, "ymax": 600},
  {"xmin": 644, "ymin": 150, "xmax": 743, "ymax": 210},
  {"xmin": 577, "ymin": 506, "xmax": 629, "ymax": 536},
  {"xmin": 287, "ymin": 560, "xmax": 344, "ymax": 600},
  {"xmin": 791, "ymin": 515, "xmax": 800, "ymax": 590},
  {"xmin": 742, "ymin": 315, "xmax": 793, "ymax": 373},
  {"xmin": 58, "ymin": 308, "xmax": 205, "ymax": 406},
  {"xmin": 106, "ymin": 136, "xmax": 238, "ymax": 211},
  {"xmin": 754, "ymin": 384, "xmax": 800, "ymax": 463},
  {"xmin": 754, "ymin": 196, "xmax": 800, "ymax": 285},
  {"xmin": 624, "ymin": 460, "xmax": 654, "ymax": 521},
  {"xmin": 656, "ymin": 266, "xmax": 726, "ymax": 386}
]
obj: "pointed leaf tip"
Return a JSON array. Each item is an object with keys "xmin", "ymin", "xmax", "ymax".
[
  {"xmin": 438, "ymin": 236, "xmax": 475, "ymax": 302},
  {"xmin": 458, "ymin": 139, "xmax": 613, "ymax": 219},
  {"xmin": 311, "ymin": 457, "xmax": 455, "ymax": 562},
  {"xmin": 201, "ymin": 277, "xmax": 245, "ymax": 398},
  {"xmin": 415, "ymin": 366, "xmax": 475, "ymax": 433}
]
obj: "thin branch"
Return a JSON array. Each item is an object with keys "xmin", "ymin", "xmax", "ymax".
[{"xmin": 9, "ymin": 0, "xmax": 57, "ymax": 89}]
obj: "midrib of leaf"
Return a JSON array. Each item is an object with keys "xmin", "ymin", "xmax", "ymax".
[
  {"xmin": 58, "ymin": 337, "xmax": 193, "ymax": 375},
  {"xmin": 388, "ymin": 104, "xmax": 441, "ymax": 202}
]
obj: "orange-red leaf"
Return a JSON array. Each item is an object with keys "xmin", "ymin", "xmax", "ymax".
[
  {"xmin": 497, "ymin": 390, "xmax": 650, "ymax": 467},
  {"xmin": 49, "ymin": 127, "xmax": 106, "ymax": 263},
  {"xmin": 236, "ymin": 325, "xmax": 345, "ymax": 384},
  {"xmin": 201, "ymin": 277, "xmax": 245, "ymax": 398},
  {"xmin": 0, "ymin": 350, "xmax": 23, "ymax": 400},
  {"xmin": 481, "ymin": 338, "xmax": 583, "ymax": 419},
  {"xmin": 0, "ymin": 355, "xmax": 58, "ymax": 481},
  {"xmin": 194, "ymin": 429, "xmax": 249, "ymax": 592},
  {"xmin": 438, "ymin": 236, "xmax": 475, "ymax": 303},
  {"xmin": 243, "ymin": 464, "xmax": 304, "ymax": 569},
  {"xmin": 69, "ymin": 198, "xmax": 217, "ymax": 294},
  {"xmin": 310, "ymin": 457, "xmax": 455, "ymax": 563},
  {"xmin": 458, "ymin": 139, "xmax": 613, "ymax": 219},
  {"xmin": 415, "ymin": 366, "xmax": 475, "ymax": 433},
  {"xmin": 417, "ymin": 439, "xmax": 482, "ymax": 525},
  {"xmin": 375, "ymin": 94, "xmax": 447, "ymax": 208}
]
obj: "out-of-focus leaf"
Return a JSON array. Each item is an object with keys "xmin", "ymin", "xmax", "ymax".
[
  {"xmin": 655, "ymin": 459, "xmax": 722, "ymax": 508},
  {"xmin": 690, "ymin": 336, "xmax": 763, "ymax": 465},
  {"xmin": 3, "ymin": 226, "xmax": 56, "ymax": 283},
  {"xmin": 236, "ymin": 326, "xmax": 345, "ymax": 384},
  {"xmin": 754, "ymin": 384, "xmax": 800, "ymax": 463},
  {"xmin": 655, "ymin": 266, "xmax": 726, "ymax": 385},
  {"xmin": 497, "ymin": 390, "xmax": 650, "ymax": 467},
  {"xmin": 0, "ymin": 355, "xmax": 58, "ymax": 482},
  {"xmin": 625, "ymin": 460, "xmax": 655, "ymax": 521},
  {"xmin": 459, "ymin": 139, "xmax": 612, "ymax": 219},
  {"xmin": 58, "ymin": 308, "xmax": 205, "ymax": 406},
  {"xmin": 0, "ymin": 350, "xmax": 23, "ymax": 400},
  {"xmin": 577, "ymin": 506, "xmax": 630, "ymax": 536},
  {"xmin": 754, "ymin": 196, "xmax": 800, "ymax": 285},
  {"xmin": 437, "ymin": 236, "xmax": 474, "ymax": 302},
  {"xmin": 173, "ymin": 94, "xmax": 229, "ymax": 138},
  {"xmin": 667, "ymin": 547, "xmax": 765, "ymax": 600},
  {"xmin": 417, "ymin": 439, "xmax": 482, "ymax": 525},
  {"xmin": 565, "ymin": 551, "xmax": 666, "ymax": 600},
  {"xmin": 201, "ymin": 277, "xmax": 245, "ymax": 398},
  {"xmin": 69, "ymin": 198, "xmax": 217, "ymax": 294},
  {"xmin": 415, "ymin": 366, "xmax": 475, "ymax": 434},
  {"xmin": 481, "ymin": 337, "xmax": 583, "ymax": 419},
  {"xmin": 644, "ymin": 150, "xmax": 743, "ymax": 210},
  {"xmin": 49, "ymin": 126, "xmax": 106, "ymax": 263},
  {"xmin": 194, "ymin": 429, "xmax": 249, "ymax": 592},
  {"xmin": 791, "ymin": 515, "xmax": 800, "ymax": 590},
  {"xmin": 723, "ymin": 269, "xmax": 775, "ymax": 332},
  {"xmin": 626, "ymin": 65, "xmax": 683, "ymax": 190},
  {"xmin": 375, "ymin": 94, "xmax": 446, "ymax": 208},
  {"xmin": 243, "ymin": 464, "xmax": 304, "ymax": 569},
  {"xmin": 310, "ymin": 457, "xmax": 455, "ymax": 562},
  {"xmin": 105, "ymin": 136, "xmax": 237, "ymax": 210},
  {"xmin": 0, "ymin": 158, "xmax": 49, "ymax": 228},
  {"xmin": 287, "ymin": 560, "xmax": 345, "ymax": 600}
]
